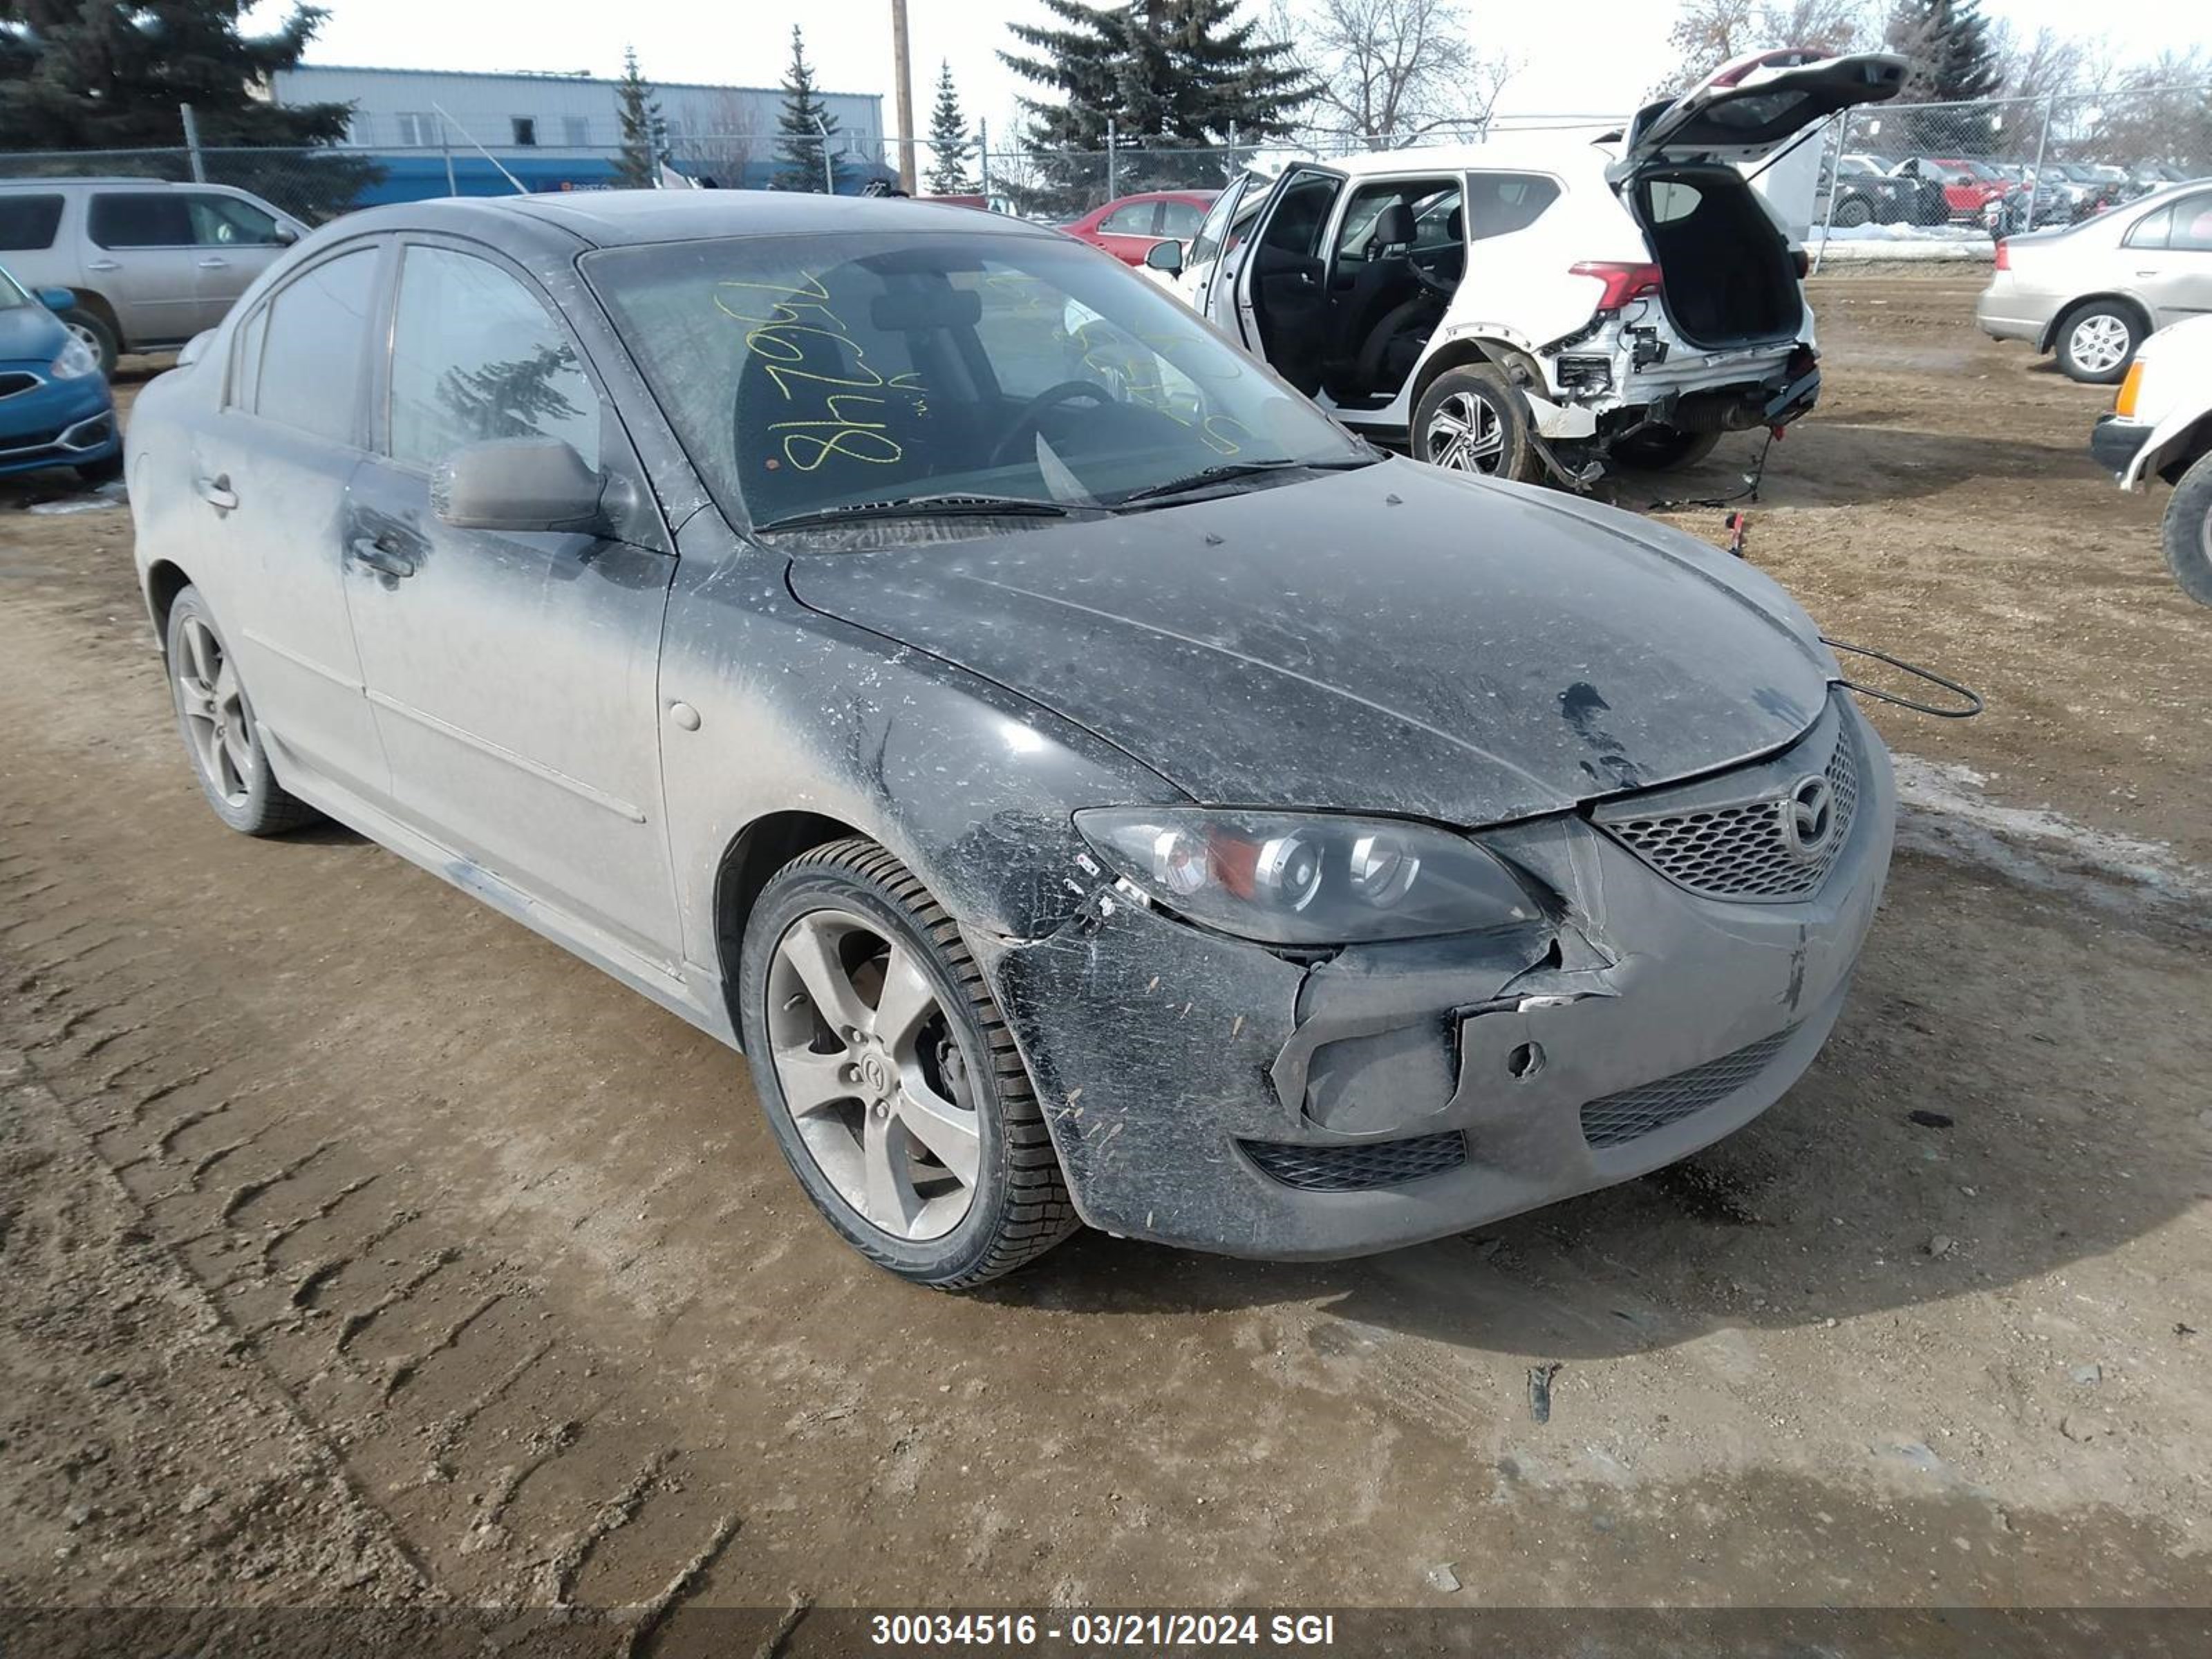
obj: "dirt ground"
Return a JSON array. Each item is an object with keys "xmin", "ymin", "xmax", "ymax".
[{"xmin": 1, "ymin": 270, "xmax": 2207, "ymax": 1644}]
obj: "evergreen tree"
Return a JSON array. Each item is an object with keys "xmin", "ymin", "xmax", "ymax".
[
  {"xmin": 1001, "ymin": 1, "xmax": 1313, "ymax": 210},
  {"xmin": 615, "ymin": 46, "xmax": 664, "ymax": 188},
  {"xmin": 1885, "ymin": 0, "xmax": 2003, "ymax": 103},
  {"xmin": 774, "ymin": 24, "xmax": 839, "ymax": 191},
  {"xmin": 0, "ymin": 0, "xmax": 376, "ymax": 216},
  {"xmin": 924, "ymin": 60, "xmax": 976, "ymax": 194}
]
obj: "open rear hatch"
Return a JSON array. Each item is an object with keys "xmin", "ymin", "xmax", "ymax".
[{"xmin": 1607, "ymin": 50, "xmax": 1906, "ymax": 351}]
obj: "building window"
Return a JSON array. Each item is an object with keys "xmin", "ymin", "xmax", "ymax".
[
  {"xmin": 395, "ymin": 111, "xmax": 436, "ymax": 147},
  {"xmin": 562, "ymin": 115, "xmax": 590, "ymax": 147},
  {"xmin": 512, "ymin": 117, "xmax": 537, "ymax": 147}
]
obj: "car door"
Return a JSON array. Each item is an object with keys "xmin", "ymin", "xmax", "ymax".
[
  {"xmin": 83, "ymin": 191, "xmax": 205, "ymax": 345},
  {"xmin": 2123, "ymin": 191, "xmax": 2212, "ymax": 326},
  {"xmin": 341, "ymin": 236, "xmax": 684, "ymax": 968},
  {"xmin": 1230, "ymin": 165, "xmax": 1347, "ymax": 385},
  {"xmin": 1186, "ymin": 173, "xmax": 1259, "ymax": 322},
  {"xmin": 185, "ymin": 240, "xmax": 393, "ymax": 808},
  {"xmin": 182, "ymin": 191, "xmax": 297, "ymax": 327}
]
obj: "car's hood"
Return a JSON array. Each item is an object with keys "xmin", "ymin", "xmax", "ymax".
[
  {"xmin": 784, "ymin": 461, "xmax": 1838, "ymax": 826},
  {"xmin": 0, "ymin": 301, "xmax": 64, "ymax": 364}
]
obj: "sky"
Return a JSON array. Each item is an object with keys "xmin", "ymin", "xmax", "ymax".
[{"xmin": 265, "ymin": 0, "xmax": 2198, "ymax": 146}]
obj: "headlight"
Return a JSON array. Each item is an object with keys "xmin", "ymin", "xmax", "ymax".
[
  {"xmin": 49, "ymin": 335, "xmax": 99, "ymax": 380},
  {"xmin": 1076, "ymin": 808, "xmax": 1541, "ymax": 946}
]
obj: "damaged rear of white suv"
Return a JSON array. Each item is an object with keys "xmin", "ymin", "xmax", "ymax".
[{"xmin": 1166, "ymin": 50, "xmax": 1906, "ymax": 482}]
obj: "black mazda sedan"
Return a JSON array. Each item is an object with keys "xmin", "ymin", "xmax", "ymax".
[{"xmin": 125, "ymin": 192, "xmax": 1893, "ymax": 1286}]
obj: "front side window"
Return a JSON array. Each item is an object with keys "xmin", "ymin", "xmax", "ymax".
[
  {"xmin": 1157, "ymin": 199, "xmax": 1207, "ymax": 240},
  {"xmin": 187, "ymin": 194, "xmax": 281, "ymax": 246},
  {"xmin": 0, "ymin": 194, "xmax": 64, "ymax": 252},
  {"xmin": 1100, "ymin": 202, "xmax": 1158, "ymax": 235},
  {"xmin": 388, "ymin": 245, "xmax": 601, "ymax": 475},
  {"xmin": 585, "ymin": 231, "xmax": 1365, "ymax": 531},
  {"xmin": 254, "ymin": 247, "xmax": 379, "ymax": 445},
  {"xmin": 1185, "ymin": 180, "xmax": 1249, "ymax": 268},
  {"xmin": 88, "ymin": 192, "xmax": 194, "ymax": 249}
]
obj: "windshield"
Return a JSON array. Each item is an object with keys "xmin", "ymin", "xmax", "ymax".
[
  {"xmin": 0, "ymin": 265, "xmax": 29, "ymax": 310},
  {"xmin": 585, "ymin": 230, "xmax": 1366, "ymax": 532}
]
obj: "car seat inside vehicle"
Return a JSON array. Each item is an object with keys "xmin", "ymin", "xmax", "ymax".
[{"xmin": 1323, "ymin": 180, "xmax": 1463, "ymax": 408}]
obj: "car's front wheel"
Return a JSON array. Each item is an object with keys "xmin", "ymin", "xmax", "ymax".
[
  {"xmin": 2054, "ymin": 301, "xmax": 2142, "ymax": 384},
  {"xmin": 1414, "ymin": 365, "xmax": 1537, "ymax": 483},
  {"xmin": 59, "ymin": 308, "xmax": 118, "ymax": 378},
  {"xmin": 1833, "ymin": 195, "xmax": 1873, "ymax": 228},
  {"xmin": 738, "ymin": 838, "xmax": 1079, "ymax": 1287},
  {"xmin": 2162, "ymin": 450, "xmax": 2212, "ymax": 608},
  {"xmin": 163, "ymin": 586, "xmax": 320, "ymax": 836}
]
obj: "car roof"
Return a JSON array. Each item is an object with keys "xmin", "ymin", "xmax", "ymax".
[
  {"xmin": 1321, "ymin": 137, "xmax": 1613, "ymax": 179},
  {"xmin": 329, "ymin": 189, "xmax": 1062, "ymax": 252}
]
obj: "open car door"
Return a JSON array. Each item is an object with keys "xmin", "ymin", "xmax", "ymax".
[
  {"xmin": 1227, "ymin": 165, "xmax": 1347, "ymax": 391},
  {"xmin": 1184, "ymin": 171, "xmax": 1262, "ymax": 321},
  {"xmin": 1606, "ymin": 50, "xmax": 1907, "ymax": 184}
]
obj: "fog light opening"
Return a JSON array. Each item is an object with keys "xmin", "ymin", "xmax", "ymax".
[{"xmin": 1506, "ymin": 1042, "xmax": 1545, "ymax": 1082}]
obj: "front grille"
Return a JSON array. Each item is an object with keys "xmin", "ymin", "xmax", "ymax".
[
  {"xmin": 1241, "ymin": 1130, "xmax": 1467, "ymax": 1192},
  {"xmin": 1601, "ymin": 717, "xmax": 1859, "ymax": 901},
  {"xmin": 0, "ymin": 422, "xmax": 66, "ymax": 456},
  {"xmin": 0, "ymin": 371, "xmax": 38, "ymax": 400},
  {"xmin": 1580, "ymin": 1028, "xmax": 1796, "ymax": 1150}
]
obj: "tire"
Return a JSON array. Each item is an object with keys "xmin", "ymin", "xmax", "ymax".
[
  {"xmin": 2053, "ymin": 301, "xmax": 2143, "ymax": 384},
  {"xmin": 1609, "ymin": 424, "xmax": 1722, "ymax": 472},
  {"xmin": 59, "ymin": 307, "xmax": 118, "ymax": 378},
  {"xmin": 1412, "ymin": 364, "xmax": 1538, "ymax": 484},
  {"xmin": 2162, "ymin": 450, "xmax": 2212, "ymax": 608},
  {"xmin": 1833, "ymin": 195, "xmax": 1873, "ymax": 229},
  {"xmin": 738, "ymin": 838, "xmax": 1080, "ymax": 1288},
  {"xmin": 163, "ymin": 586, "xmax": 321, "ymax": 836},
  {"xmin": 75, "ymin": 451, "xmax": 123, "ymax": 487}
]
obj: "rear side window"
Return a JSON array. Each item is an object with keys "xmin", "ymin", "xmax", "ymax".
[
  {"xmin": 0, "ymin": 194, "xmax": 64, "ymax": 251},
  {"xmin": 254, "ymin": 247, "xmax": 379, "ymax": 445},
  {"xmin": 2125, "ymin": 205, "xmax": 2172, "ymax": 250},
  {"xmin": 88, "ymin": 191, "xmax": 194, "ymax": 248},
  {"xmin": 1463, "ymin": 172, "xmax": 1560, "ymax": 240},
  {"xmin": 387, "ymin": 245, "xmax": 601, "ymax": 475},
  {"xmin": 2167, "ymin": 192, "xmax": 2212, "ymax": 253}
]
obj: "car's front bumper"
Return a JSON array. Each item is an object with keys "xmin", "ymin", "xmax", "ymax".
[
  {"xmin": 2090, "ymin": 413, "xmax": 2152, "ymax": 479},
  {"xmin": 975, "ymin": 695, "xmax": 1897, "ymax": 1259},
  {"xmin": 0, "ymin": 368, "xmax": 118, "ymax": 477}
]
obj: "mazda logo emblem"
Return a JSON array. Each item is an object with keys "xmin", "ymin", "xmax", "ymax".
[{"xmin": 1779, "ymin": 775, "xmax": 1836, "ymax": 862}]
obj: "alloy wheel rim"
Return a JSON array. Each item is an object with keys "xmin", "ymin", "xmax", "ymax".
[
  {"xmin": 1425, "ymin": 391, "xmax": 1506, "ymax": 474},
  {"xmin": 766, "ymin": 908, "xmax": 981, "ymax": 1241},
  {"xmin": 173, "ymin": 615, "xmax": 253, "ymax": 806},
  {"xmin": 64, "ymin": 319, "xmax": 104, "ymax": 360},
  {"xmin": 2070, "ymin": 314, "xmax": 2130, "ymax": 373}
]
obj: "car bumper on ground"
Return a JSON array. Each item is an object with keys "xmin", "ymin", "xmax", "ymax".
[
  {"xmin": 0, "ymin": 369, "xmax": 118, "ymax": 478},
  {"xmin": 2089, "ymin": 413, "xmax": 2152, "ymax": 478},
  {"xmin": 975, "ymin": 693, "xmax": 1897, "ymax": 1259}
]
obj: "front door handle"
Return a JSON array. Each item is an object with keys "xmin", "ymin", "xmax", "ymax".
[
  {"xmin": 196, "ymin": 256, "xmax": 229, "ymax": 270},
  {"xmin": 86, "ymin": 258, "xmax": 120, "ymax": 272},
  {"xmin": 194, "ymin": 474, "xmax": 238, "ymax": 511},
  {"xmin": 348, "ymin": 536, "xmax": 418, "ymax": 579}
]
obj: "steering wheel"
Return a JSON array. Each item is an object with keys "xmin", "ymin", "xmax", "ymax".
[{"xmin": 991, "ymin": 379, "xmax": 1115, "ymax": 467}]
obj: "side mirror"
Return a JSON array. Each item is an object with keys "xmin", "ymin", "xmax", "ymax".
[
  {"xmin": 1143, "ymin": 238, "xmax": 1184, "ymax": 275},
  {"xmin": 35, "ymin": 287, "xmax": 74, "ymax": 312},
  {"xmin": 433, "ymin": 438, "xmax": 605, "ymax": 533},
  {"xmin": 273, "ymin": 222, "xmax": 301, "ymax": 245}
]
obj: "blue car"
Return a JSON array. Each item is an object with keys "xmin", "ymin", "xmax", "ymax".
[{"xmin": 0, "ymin": 259, "xmax": 120, "ymax": 485}]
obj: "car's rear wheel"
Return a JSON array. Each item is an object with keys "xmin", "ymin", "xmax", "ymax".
[
  {"xmin": 738, "ymin": 838, "xmax": 1079, "ymax": 1287},
  {"xmin": 164, "ymin": 587, "xmax": 320, "ymax": 836},
  {"xmin": 2054, "ymin": 301, "xmax": 2142, "ymax": 384},
  {"xmin": 59, "ymin": 308, "xmax": 118, "ymax": 378},
  {"xmin": 1833, "ymin": 195, "xmax": 1873, "ymax": 229},
  {"xmin": 1414, "ymin": 365, "xmax": 1537, "ymax": 484},
  {"xmin": 2162, "ymin": 450, "xmax": 2212, "ymax": 608},
  {"xmin": 1609, "ymin": 424, "xmax": 1722, "ymax": 472}
]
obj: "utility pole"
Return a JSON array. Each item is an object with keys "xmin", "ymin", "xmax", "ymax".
[{"xmin": 890, "ymin": 0, "xmax": 917, "ymax": 195}]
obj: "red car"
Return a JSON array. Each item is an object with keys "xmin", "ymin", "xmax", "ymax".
[
  {"xmin": 1914, "ymin": 157, "xmax": 2015, "ymax": 219},
  {"xmin": 1062, "ymin": 190, "xmax": 1217, "ymax": 264}
]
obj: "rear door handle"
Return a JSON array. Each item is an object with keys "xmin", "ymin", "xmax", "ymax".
[
  {"xmin": 194, "ymin": 474, "xmax": 237, "ymax": 511},
  {"xmin": 348, "ymin": 536, "xmax": 418, "ymax": 579},
  {"xmin": 196, "ymin": 257, "xmax": 229, "ymax": 270}
]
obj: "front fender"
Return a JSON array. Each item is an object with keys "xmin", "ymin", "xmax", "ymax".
[
  {"xmin": 2123, "ymin": 406, "xmax": 2212, "ymax": 491},
  {"xmin": 656, "ymin": 511, "xmax": 1188, "ymax": 1008}
]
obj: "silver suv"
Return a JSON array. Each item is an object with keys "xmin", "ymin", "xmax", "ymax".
[{"xmin": 0, "ymin": 178, "xmax": 304, "ymax": 374}]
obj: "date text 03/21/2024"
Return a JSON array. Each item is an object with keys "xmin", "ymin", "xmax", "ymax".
[{"xmin": 870, "ymin": 1612, "xmax": 1340, "ymax": 1647}]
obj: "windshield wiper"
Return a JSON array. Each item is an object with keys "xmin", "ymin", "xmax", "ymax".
[
  {"xmin": 1106, "ymin": 454, "xmax": 1380, "ymax": 509},
  {"xmin": 758, "ymin": 493, "xmax": 1098, "ymax": 533}
]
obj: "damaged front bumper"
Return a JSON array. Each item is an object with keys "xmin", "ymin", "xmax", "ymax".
[{"xmin": 971, "ymin": 694, "xmax": 1895, "ymax": 1260}]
